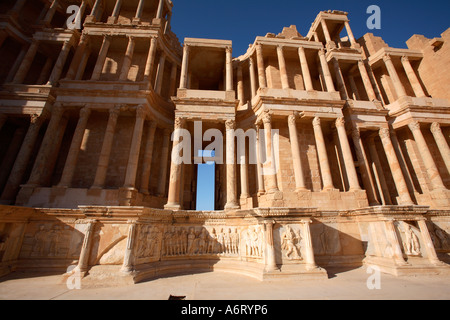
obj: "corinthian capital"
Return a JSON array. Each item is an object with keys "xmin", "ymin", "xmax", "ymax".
[
  {"xmin": 408, "ymin": 121, "xmax": 421, "ymax": 132},
  {"xmin": 288, "ymin": 115, "xmax": 297, "ymax": 126},
  {"xmin": 335, "ymin": 117, "xmax": 346, "ymax": 128},
  {"xmin": 379, "ymin": 127, "xmax": 391, "ymax": 140},
  {"xmin": 312, "ymin": 117, "xmax": 321, "ymax": 128},
  {"xmin": 225, "ymin": 119, "xmax": 236, "ymax": 130},
  {"xmin": 430, "ymin": 122, "xmax": 441, "ymax": 134}
]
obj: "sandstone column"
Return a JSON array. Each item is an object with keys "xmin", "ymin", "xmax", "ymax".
[
  {"xmin": 26, "ymin": 106, "xmax": 66, "ymax": 187},
  {"xmin": 42, "ymin": 0, "xmax": 58, "ymax": 25},
  {"xmin": 348, "ymin": 75, "xmax": 360, "ymax": 100},
  {"xmin": 351, "ymin": 129, "xmax": 379, "ymax": 205},
  {"xmin": 378, "ymin": 128, "xmax": 414, "ymax": 205},
  {"xmin": 89, "ymin": 0, "xmax": 102, "ymax": 18},
  {"xmin": 298, "ymin": 47, "xmax": 313, "ymax": 91},
  {"xmin": 157, "ymin": 129, "xmax": 171, "ymax": 196},
  {"xmin": 119, "ymin": 36, "xmax": 135, "ymax": 81},
  {"xmin": 123, "ymin": 106, "xmax": 146, "ymax": 189},
  {"xmin": 58, "ymin": 108, "xmax": 91, "ymax": 188},
  {"xmin": 408, "ymin": 121, "xmax": 446, "ymax": 191},
  {"xmin": 240, "ymin": 147, "xmax": 249, "ymax": 199},
  {"xmin": 335, "ymin": 117, "xmax": 361, "ymax": 191},
  {"xmin": 140, "ymin": 121, "xmax": 157, "ymax": 194},
  {"xmin": 255, "ymin": 44, "xmax": 267, "ymax": 89},
  {"xmin": 264, "ymin": 221, "xmax": 278, "ymax": 272},
  {"xmin": 225, "ymin": 46, "xmax": 233, "ymax": 91},
  {"xmin": 91, "ymin": 35, "xmax": 112, "ymax": 81},
  {"xmin": 12, "ymin": 40, "xmax": 40, "ymax": 84},
  {"xmin": 169, "ymin": 63, "xmax": 178, "ymax": 97},
  {"xmin": 225, "ymin": 120, "xmax": 239, "ymax": 209},
  {"xmin": 74, "ymin": 0, "xmax": 88, "ymax": 26},
  {"xmin": 312, "ymin": 117, "xmax": 334, "ymax": 191},
  {"xmin": 357, "ymin": 60, "xmax": 377, "ymax": 101},
  {"xmin": 332, "ymin": 58, "xmax": 349, "ymax": 100},
  {"xmin": 302, "ymin": 220, "xmax": 318, "ymax": 270},
  {"xmin": 74, "ymin": 220, "xmax": 96, "ymax": 274},
  {"xmin": 156, "ymin": 0, "xmax": 164, "ymax": 19},
  {"xmin": 1, "ymin": 114, "xmax": 46, "ymax": 204},
  {"xmin": 134, "ymin": 0, "xmax": 146, "ymax": 21},
  {"xmin": 262, "ymin": 112, "xmax": 279, "ymax": 193},
  {"xmin": 276, "ymin": 46, "xmax": 289, "ymax": 90},
  {"xmin": 154, "ymin": 52, "xmax": 166, "ymax": 94},
  {"xmin": 91, "ymin": 108, "xmax": 120, "ymax": 189},
  {"xmin": 6, "ymin": 46, "xmax": 27, "ymax": 83},
  {"xmin": 66, "ymin": 34, "xmax": 90, "ymax": 80},
  {"xmin": 255, "ymin": 122, "xmax": 265, "ymax": 194},
  {"xmin": 430, "ymin": 122, "xmax": 450, "ymax": 175},
  {"xmin": 367, "ymin": 136, "xmax": 392, "ymax": 205},
  {"xmin": 165, "ymin": 118, "xmax": 184, "ymax": 209},
  {"xmin": 318, "ymin": 49, "xmax": 336, "ymax": 92},
  {"xmin": 121, "ymin": 221, "xmax": 137, "ymax": 273},
  {"xmin": 321, "ymin": 19, "xmax": 332, "ymax": 43},
  {"xmin": 288, "ymin": 115, "xmax": 307, "ymax": 191},
  {"xmin": 383, "ymin": 55, "xmax": 407, "ymax": 99},
  {"xmin": 344, "ymin": 21, "xmax": 357, "ymax": 47},
  {"xmin": 36, "ymin": 58, "xmax": 53, "ymax": 85},
  {"xmin": 179, "ymin": 44, "xmax": 190, "ymax": 89},
  {"xmin": 109, "ymin": 0, "xmax": 122, "ymax": 23},
  {"xmin": 237, "ymin": 65, "xmax": 244, "ymax": 106},
  {"xmin": 249, "ymin": 56, "xmax": 257, "ymax": 98},
  {"xmin": 417, "ymin": 220, "xmax": 441, "ymax": 265},
  {"xmin": 144, "ymin": 37, "xmax": 157, "ymax": 82},
  {"xmin": 401, "ymin": 56, "xmax": 426, "ymax": 98},
  {"xmin": 47, "ymin": 40, "xmax": 72, "ymax": 85},
  {"xmin": 75, "ymin": 48, "xmax": 91, "ymax": 80}
]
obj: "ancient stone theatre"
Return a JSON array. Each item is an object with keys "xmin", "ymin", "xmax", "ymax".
[{"xmin": 0, "ymin": 0, "xmax": 449, "ymax": 284}]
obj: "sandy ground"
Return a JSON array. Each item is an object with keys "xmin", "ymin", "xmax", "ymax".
[{"xmin": 0, "ymin": 266, "xmax": 449, "ymax": 300}]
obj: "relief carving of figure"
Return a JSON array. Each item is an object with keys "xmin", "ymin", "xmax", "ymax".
[
  {"xmin": 281, "ymin": 226, "xmax": 302, "ymax": 260},
  {"xmin": 403, "ymin": 224, "xmax": 421, "ymax": 256}
]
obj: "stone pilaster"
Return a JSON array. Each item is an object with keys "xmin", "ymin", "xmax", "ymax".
[
  {"xmin": 121, "ymin": 221, "xmax": 137, "ymax": 273},
  {"xmin": 417, "ymin": 220, "xmax": 441, "ymax": 265},
  {"xmin": 73, "ymin": 220, "xmax": 96, "ymax": 274},
  {"xmin": 264, "ymin": 221, "xmax": 278, "ymax": 272}
]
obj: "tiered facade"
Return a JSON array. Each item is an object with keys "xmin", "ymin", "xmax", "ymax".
[{"xmin": 0, "ymin": 1, "xmax": 449, "ymax": 283}]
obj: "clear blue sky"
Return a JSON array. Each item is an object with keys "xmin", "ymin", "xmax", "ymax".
[{"xmin": 171, "ymin": 0, "xmax": 450, "ymax": 56}]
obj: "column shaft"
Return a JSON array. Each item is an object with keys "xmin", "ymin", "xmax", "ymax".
[
  {"xmin": 225, "ymin": 47, "xmax": 233, "ymax": 91},
  {"xmin": 332, "ymin": 58, "xmax": 349, "ymax": 100},
  {"xmin": 318, "ymin": 49, "xmax": 336, "ymax": 92},
  {"xmin": 288, "ymin": 115, "xmax": 306, "ymax": 191},
  {"xmin": 225, "ymin": 120, "xmax": 239, "ymax": 209},
  {"xmin": 179, "ymin": 45, "xmax": 190, "ymax": 89},
  {"xmin": 408, "ymin": 121, "xmax": 446, "ymax": 191},
  {"xmin": 298, "ymin": 47, "xmax": 313, "ymax": 91},
  {"xmin": 255, "ymin": 123, "xmax": 265, "ymax": 194},
  {"xmin": 237, "ymin": 65, "xmax": 244, "ymax": 106},
  {"xmin": 401, "ymin": 56, "xmax": 426, "ymax": 97},
  {"xmin": 344, "ymin": 21, "xmax": 357, "ymax": 47},
  {"xmin": 92, "ymin": 108, "xmax": 120, "ymax": 188},
  {"xmin": 335, "ymin": 118, "xmax": 361, "ymax": 190},
  {"xmin": 156, "ymin": 0, "xmax": 164, "ymax": 19},
  {"xmin": 66, "ymin": 34, "xmax": 89, "ymax": 80},
  {"xmin": 368, "ymin": 137, "xmax": 392, "ymax": 205},
  {"xmin": 383, "ymin": 55, "xmax": 407, "ymax": 99},
  {"xmin": 74, "ymin": 220, "xmax": 96, "ymax": 273},
  {"xmin": 36, "ymin": 57, "xmax": 53, "ymax": 85},
  {"xmin": 264, "ymin": 222, "xmax": 278, "ymax": 272},
  {"xmin": 277, "ymin": 46, "xmax": 289, "ymax": 90},
  {"xmin": 12, "ymin": 40, "xmax": 39, "ymax": 84},
  {"xmin": 379, "ymin": 128, "xmax": 414, "ymax": 205},
  {"xmin": 313, "ymin": 117, "xmax": 334, "ymax": 190},
  {"xmin": 91, "ymin": 35, "xmax": 111, "ymax": 80},
  {"xmin": 47, "ymin": 41, "xmax": 72, "ymax": 85},
  {"xmin": 154, "ymin": 53, "xmax": 166, "ymax": 94},
  {"xmin": 303, "ymin": 221, "xmax": 317, "ymax": 270},
  {"xmin": 58, "ymin": 108, "xmax": 91, "ymax": 187},
  {"xmin": 431, "ymin": 123, "xmax": 450, "ymax": 175},
  {"xmin": 262, "ymin": 112, "xmax": 278, "ymax": 193},
  {"xmin": 123, "ymin": 106, "xmax": 146, "ymax": 189},
  {"xmin": 169, "ymin": 63, "xmax": 178, "ymax": 97},
  {"xmin": 157, "ymin": 129, "xmax": 171, "ymax": 196},
  {"xmin": 165, "ymin": 119, "xmax": 184, "ymax": 209},
  {"xmin": 119, "ymin": 37, "xmax": 135, "ymax": 81},
  {"xmin": 135, "ymin": 0, "xmax": 146, "ymax": 19},
  {"xmin": 121, "ymin": 222, "xmax": 137, "ymax": 273},
  {"xmin": 255, "ymin": 44, "xmax": 267, "ymax": 89},
  {"xmin": 1, "ymin": 114, "xmax": 45, "ymax": 203},
  {"xmin": 321, "ymin": 19, "xmax": 332, "ymax": 43},
  {"xmin": 42, "ymin": 0, "xmax": 58, "ymax": 25},
  {"xmin": 358, "ymin": 60, "xmax": 377, "ymax": 101},
  {"xmin": 384, "ymin": 219, "xmax": 407, "ymax": 265},
  {"xmin": 140, "ymin": 121, "xmax": 157, "ymax": 194},
  {"xmin": 144, "ymin": 37, "xmax": 157, "ymax": 81},
  {"xmin": 249, "ymin": 57, "xmax": 257, "ymax": 98},
  {"xmin": 417, "ymin": 220, "xmax": 441, "ymax": 264}
]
